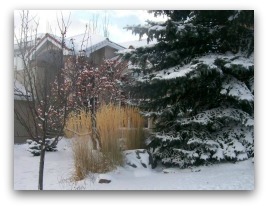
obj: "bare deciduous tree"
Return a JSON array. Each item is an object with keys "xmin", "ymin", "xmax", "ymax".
[
  {"xmin": 102, "ymin": 11, "xmax": 110, "ymax": 38},
  {"xmin": 88, "ymin": 13, "xmax": 100, "ymax": 35},
  {"xmin": 14, "ymin": 10, "xmax": 71, "ymax": 190}
]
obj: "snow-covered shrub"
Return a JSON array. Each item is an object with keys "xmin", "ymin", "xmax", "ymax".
[
  {"xmin": 27, "ymin": 138, "xmax": 58, "ymax": 156},
  {"xmin": 27, "ymin": 140, "xmax": 41, "ymax": 156}
]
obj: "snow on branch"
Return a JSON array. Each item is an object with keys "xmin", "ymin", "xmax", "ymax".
[
  {"xmin": 223, "ymin": 54, "xmax": 254, "ymax": 70},
  {"xmin": 152, "ymin": 134, "xmax": 182, "ymax": 142},
  {"xmin": 178, "ymin": 107, "xmax": 254, "ymax": 127},
  {"xmin": 116, "ymin": 48, "xmax": 134, "ymax": 55},
  {"xmin": 221, "ymin": 76, "xmax": 253, "ymax": 102},
  {"xmin": 213, "ymin": 126, "xmax": 254, "ymax": 145},
  {"xmin": 134, "ymin": 54, "xmax": 225, "ymax": 82},
  {"xmin": 148, "ymin": 25, "xmax": 166, "ymax": 32}
]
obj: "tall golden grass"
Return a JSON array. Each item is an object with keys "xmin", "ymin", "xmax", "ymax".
[
  {"xmin": 97, "ymin": 104, "xmax": 145, "ymax": 151},
  {"xmin": 119, "ymin": 105, "xmax": 145, "ymax": 150},
  {"xmin": 64, "ymin": 110, "xmax": 91, "ymax": 138},
  {"xmin": 71, "ymin": 136, "xmax": 114, "ymax": 180},
  {"xmin": 65, "ymin": 104, "xmax": 145, "ymax": 179},
  {"xmin": 96, "ymin": 104, "xmax": 123, "ymax": 165}
]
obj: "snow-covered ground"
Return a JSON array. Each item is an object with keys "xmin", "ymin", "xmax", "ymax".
[{"xmin": 14, "ymin": 138, "xmax": 254, "ymax": 190}]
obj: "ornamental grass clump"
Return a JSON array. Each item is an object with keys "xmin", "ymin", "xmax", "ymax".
[{"xmin": 65, "ymin": 105, "xmax": 145, "ymax": 180}]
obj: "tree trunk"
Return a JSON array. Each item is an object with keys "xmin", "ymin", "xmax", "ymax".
[
  {"xmin": 38, "ymin": 143, "xmax": 46, "ymax": 190},
  {"xmin": 90, "ymin": 97, "xmax": 102, "ymax": 150}
]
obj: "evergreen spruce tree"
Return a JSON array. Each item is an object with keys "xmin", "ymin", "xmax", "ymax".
[{"xmin": 122, "ymin": 10, "xmax": 254, "ymax": 168}]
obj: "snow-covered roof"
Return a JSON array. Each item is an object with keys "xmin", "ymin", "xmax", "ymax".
[
  {"xmin": 66, "ymin": 33, "xmax": 105, "ymax": 51},
  {"xmin": 65, "ymin": 33, "xmax": 125, "ymax": 54},
  {"xmin": 14, "ymin": 33, "xmax": 72, "ymax": 59},
  {"xmin": 15, "ymin": 33, "xmax": 126, "ymax": 58}
]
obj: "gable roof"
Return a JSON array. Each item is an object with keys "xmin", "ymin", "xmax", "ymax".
[
  {"xmin": 17, "ymin": 33, "xmax": 126, "ymax": 59},
  {"xmin": 14, "ymin": 33, "xmax": 71, "ymax": 59},
  {"xmin": 66, "ymin": 33, "xmax": 125, "ymax": 55},
  {"xmin": 28, "ymin": 33, "xmax": 72, "ymax": 59}
]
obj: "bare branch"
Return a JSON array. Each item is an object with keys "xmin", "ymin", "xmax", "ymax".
[{"xmin": 102, "ymin": 11, "xmax": 110, "ymax": 38}]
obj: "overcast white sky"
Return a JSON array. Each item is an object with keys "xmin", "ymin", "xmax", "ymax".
[{"xmin": 14, "ymin": 10, "xmax": 167, "ymax": 43}]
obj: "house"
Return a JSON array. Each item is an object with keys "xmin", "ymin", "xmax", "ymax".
[
  {"xmin": 14, "ymin": 32, "xmax": 126, "ymax": 143},
  {"xmin": 14, "ymin": 33, "xmax": 126, "ymax": 87},
  {"xmin": 14, "ymin": 32, "xmax": 126, "ymax": 67}
]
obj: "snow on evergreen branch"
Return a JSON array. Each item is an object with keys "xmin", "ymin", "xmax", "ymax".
[
  {"xmin": 148, "ymin": 25, "xmax": 166, "ymax": 32},
  {"xmin": 221, "ymin": 76, "xmax": 253, "ymax": 102},
  {"xmin": 178, "ymin": 107, "xmax": 254, "ymax": 127},
  {"xmin": 133, "ymin": 53, "xmax": 253, "ymax": 82},
  {"xmin": 223, "ymin": 54, "xmax": 254, "ymax": 70},
  {"xmin": 213, "ymin": 126, "xmax": 254, "ymax": 145},
  {"xmin": 153, "ymin": 134, "xmax": 182, "ymax": 142}
]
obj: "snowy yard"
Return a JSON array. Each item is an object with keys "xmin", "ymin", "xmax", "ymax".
[{"xmin": 14, "ymin": 138, "xmax": 254, "ymax": 190}]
